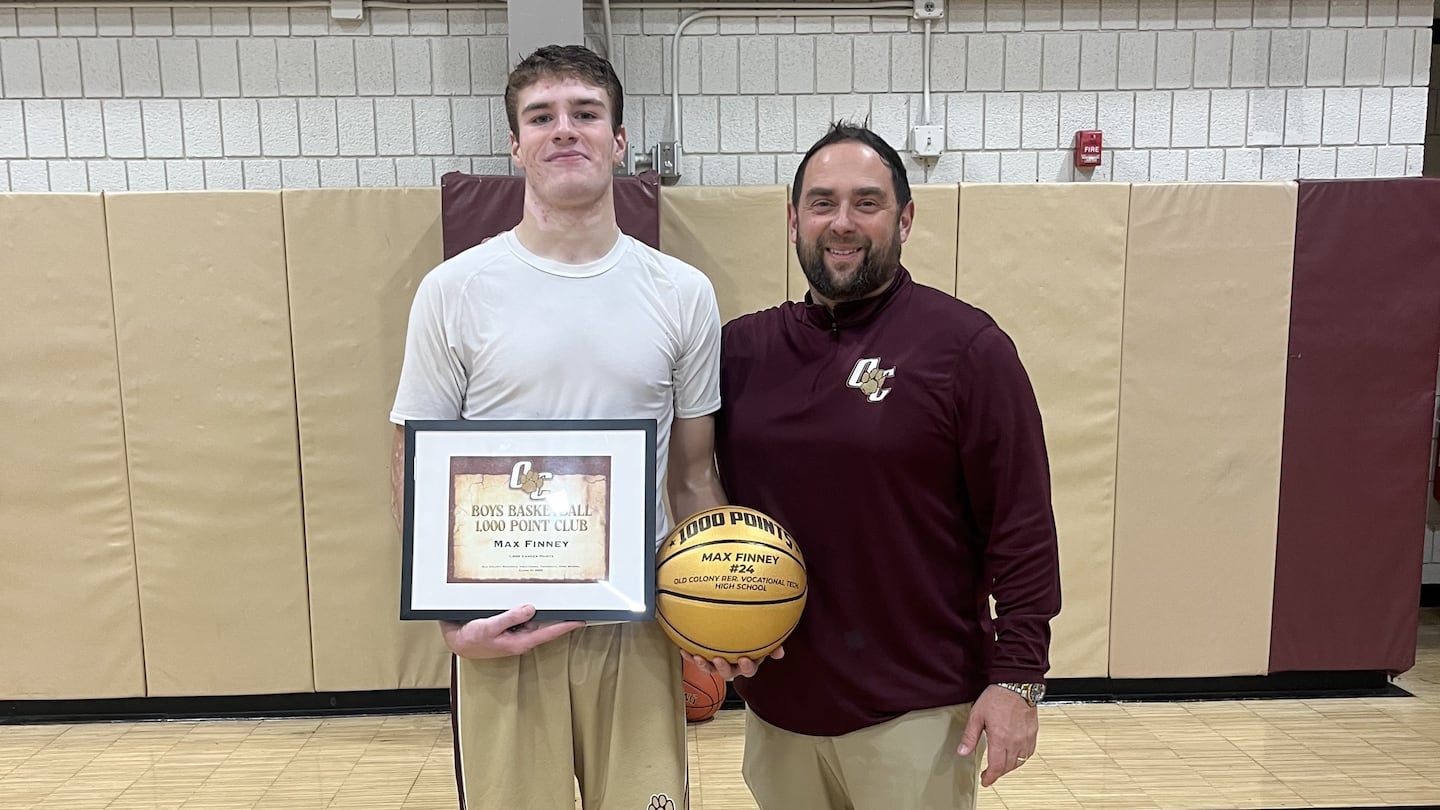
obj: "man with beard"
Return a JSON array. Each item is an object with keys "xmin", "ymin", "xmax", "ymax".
[{"xmin": 698, "ymin": 122, "xmax": 1062, "ymax": 810}]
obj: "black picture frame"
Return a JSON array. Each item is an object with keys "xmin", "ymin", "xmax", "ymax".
[{"xmin": 400, "ymin": 418, "xmax": 658, "ymax": 623}]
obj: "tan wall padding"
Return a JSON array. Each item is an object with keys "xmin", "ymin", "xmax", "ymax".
[
  {"xmin": 1109, "ymin": 182, "xmax": 1297, "ymax": 678},
  {"xmin": 956, "ymin": 183, "xmax": 1129, "ymax": 679},
  {"xmin": 660, "ymin": 185, "xmax": 790, "ymax": 324},
  {"xmin": 106, "ymin": 192, "xmax": 314, "ymax": 696},
  {"xmin": 283, "ymin": 188, "xmax": 451, "ymax": 691},
  {"xmin": 787, "ymin": 184, "xmax": 961, "ymax": 301},
  {"xmin": 0, "ymin": 194, "xmax": 145, "ymax": 700}
]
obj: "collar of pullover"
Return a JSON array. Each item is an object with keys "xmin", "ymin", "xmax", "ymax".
[{"xmin": 799, "ymin": 266, "xmax": 911, "ymax": 331}]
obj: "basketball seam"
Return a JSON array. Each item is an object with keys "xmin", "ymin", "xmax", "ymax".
[
  {"xmin": 682, "ymin": 679, "xmax": 724, "ymax": 708},
  {"xmin": 657, "ymin": 589, "xmax": 806, "ymax": 607}
]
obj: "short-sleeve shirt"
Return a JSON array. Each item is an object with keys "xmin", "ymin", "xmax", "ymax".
[{"xmin": 390, "ymin": 229, "xmax": 723, "ymax": 544}]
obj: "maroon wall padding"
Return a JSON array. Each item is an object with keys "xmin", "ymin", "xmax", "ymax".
[
  {"xmin": 1270, "ymin": 178, "xmax": 1440, "ymax": 676},
  {"xmin": 439, "ymin": 171, "xmax": 661, "ymax": 259}
]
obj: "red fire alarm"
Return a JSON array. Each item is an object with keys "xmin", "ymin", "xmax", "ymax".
[{"xmin": 1074, "ymin": 130, "xmax": 1103, "ymax": 168}]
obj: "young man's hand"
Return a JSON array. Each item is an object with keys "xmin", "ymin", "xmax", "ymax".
[{"xmin": 440, "ymin": 605, "xmax": 584, "ymax": 658}]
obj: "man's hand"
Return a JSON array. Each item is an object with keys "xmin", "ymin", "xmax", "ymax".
[
  {"xmin": 440, "ymin": 605, "xmax": 584, "ymax": 659},
  {"xmin": 683, "ymin": 646, "xmax": 784, "ymax": 681},
  {"xmin": 958, "ymin": 685, "xmax": 1039, "ymax": 787}
]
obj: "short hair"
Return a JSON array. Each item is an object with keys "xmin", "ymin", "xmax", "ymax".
[
  {"xmin": 791, "ymin": 121, "xmax": 912, "ymax": 211},
  {"xmin": 504, "ymin": 44, "xmax": 624, "ymax": 136}
]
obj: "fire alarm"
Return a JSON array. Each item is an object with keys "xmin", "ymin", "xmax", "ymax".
[{"xmin": 1074, "ymin": 130, "xmax": 1103, "ymax": 168}]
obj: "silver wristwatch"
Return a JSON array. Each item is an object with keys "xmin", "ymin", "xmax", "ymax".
[{"xmin": 994, "ymin": 682, "xmax": 1045, "ymax": 707}]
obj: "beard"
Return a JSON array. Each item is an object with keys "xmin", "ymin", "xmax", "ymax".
[{"xmin": 797, "ymin": 229, "xmax": 902, "ymax": 304}]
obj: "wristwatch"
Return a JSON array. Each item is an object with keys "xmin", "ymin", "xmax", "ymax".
[{"xmin": 994, "ymin": 682, "xmax": 1045, "ymax": 707}]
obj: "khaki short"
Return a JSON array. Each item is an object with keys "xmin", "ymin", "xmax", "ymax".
[
  {"xmin": 453, "ymin": 621, "xmax": 688, "ymax": 809},
  {"xmin": 742, "ymin": 704, "xmax": 984, "ymax": 810}
]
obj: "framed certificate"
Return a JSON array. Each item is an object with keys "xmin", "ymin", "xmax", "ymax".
[{"xmin": 400, "ymin": 419, "xmax": 658, "ymax": 622}]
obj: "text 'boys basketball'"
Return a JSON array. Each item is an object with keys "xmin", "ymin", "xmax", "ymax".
[{"xmin": 655, "ymin": 505, "xmax": 807, "ymax": 663}]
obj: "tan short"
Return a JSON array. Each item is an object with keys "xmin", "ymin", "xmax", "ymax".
[
  {"xmin": 741, "ymin": 704, "xmax": 984, "ymax": 810},
  {"xmin": 452, "ymin": 621, "xmax": 688, "ymax": 810}
]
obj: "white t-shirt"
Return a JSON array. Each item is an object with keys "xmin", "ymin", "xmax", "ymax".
[{"xmin": 390, "ymin": 229, "xmax": 722, "ymax": 543}]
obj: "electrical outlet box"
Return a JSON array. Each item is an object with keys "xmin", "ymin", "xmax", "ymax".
[
  {"xmin": 913, "ymin": 0, "xmax": 945, "ymax": 19},
  {"xmin": 654, "ymin": 142, "xmax": 681, "ymax": 180},
  {"xmin": 910, "ymin": 125, "xmax": 945, "ymax": 157}
]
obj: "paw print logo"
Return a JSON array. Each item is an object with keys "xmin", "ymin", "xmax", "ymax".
[
  {"xmin": 845, "ymin": 357, "xmax": 896, "ymax": 403},
  {"xmin": 647, "ymin": 794, "xmax": 675, "ymax": 810},
  {"xmin": 519, "ymin": 469, "xmax": 542, "ymax": 494},
  {"xmin": 507, "ymin": 460, "xmax": 551, "ymax": 500},
  {"xmin": 857, "ymin": 367, "xmax": 885, "ymax": 397}
]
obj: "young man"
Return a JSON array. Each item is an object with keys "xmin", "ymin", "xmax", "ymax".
[
  {"xmin": 389, "ymin": 45, "xmax": 726, "ymax": 809},
  {"xmin": 705, "ymin": 122, "xmax": 1062, "ymax": 810}
]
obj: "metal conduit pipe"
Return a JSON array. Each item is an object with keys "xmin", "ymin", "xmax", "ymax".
[
  {"xmin": 670, "ymin": 5, "xmax": 912, "ymax": 148},
  {"xmin": 600, "ymin": 0, "xmax": 615, "ymax": 61}
]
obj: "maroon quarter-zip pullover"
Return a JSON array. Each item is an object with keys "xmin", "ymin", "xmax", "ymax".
[{"xmin": 715, "ymin": 267, "xmax": 1062, "ymax": 737}]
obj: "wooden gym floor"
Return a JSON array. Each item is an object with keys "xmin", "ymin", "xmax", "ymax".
[{"xmin": 3, "ymin": 609, "xmax": 1438, "ymax": 810}]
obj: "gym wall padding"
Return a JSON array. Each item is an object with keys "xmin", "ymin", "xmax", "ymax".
[
  {"xmin": 1109, "ymin": 183, "xmax": 1297, "ymax": 679},
  {"xmin": 786, "ymin": 218, "xmax": 802, "ymax": 302},
  {"xmin": 1269, "ymin": 178, "xmax": 1440, "ymax": 675},
  {"xmin": 282, "ymin": 189, "xmax": 451, "ymax": 692},
  {"xmin": 785, "ymin": 184, "xmax": 960, "ymax": 302},
  {"xmin": 956, "ymin": 183, "xmax": 1130, "ymax": 680},
  {"xmin": 9, "ymin": 179, "xmax": 1440, "ymax": 703},
  {"xmin": 660, "ymin": 185, "xmax": 790, "ymax": 324},
  {"xmin": 904, "ymin": 184, "xmax": 962, "ymax": 297},
  {"xmin": 441, "ymin": 172, "xmax": 664, "ymax": 259},
  {"xmin": 0, "ymin": 194, "xmax": 145, "ymax": 700},
  {"xmin": 106, "ymin": 192, "xmax": 315, "ymax": 697}
]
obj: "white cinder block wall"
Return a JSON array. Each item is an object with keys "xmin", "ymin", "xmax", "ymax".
[{"xmin": 0, "ymin": 0, "xmax": 1433, "ymax": 191}]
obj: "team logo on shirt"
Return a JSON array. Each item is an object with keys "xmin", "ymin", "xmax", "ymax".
[
  {"xmin": 508, "ymin": 460, "xmax": 552, "ymax": 500},
  {"xmin": 846, "ymin": 357, "xmax": 895, "ymax": 402}
]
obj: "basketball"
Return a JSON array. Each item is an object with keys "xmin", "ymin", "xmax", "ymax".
[
  {"xmin": 655, "ymin": 505, "xmax": 807, "ymax": 663},
  {"xmin": 681, "ymin": 656, "xmax": 726, "ymax": 723}
]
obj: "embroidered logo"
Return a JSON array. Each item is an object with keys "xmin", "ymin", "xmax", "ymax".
[
  {"xmin": 846, "ymin": 357, "xmax": 895, "ymax": 402},
  {"xmin": 647, "ymin": 794, "xmax": 676, "ymax": 810},
  {"xmin": 507, "ymin": 460, "xmax": 552, "ymax": 500}
]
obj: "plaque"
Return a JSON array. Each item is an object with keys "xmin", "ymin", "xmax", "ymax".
[{"xmin": 401, "ymin": 419, "xmax": 658, "ymax": 622}]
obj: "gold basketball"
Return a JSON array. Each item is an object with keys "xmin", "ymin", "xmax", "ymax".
[{"xmin": 656, "ymin": 505, "xmax": 807, "ymax": 663}]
